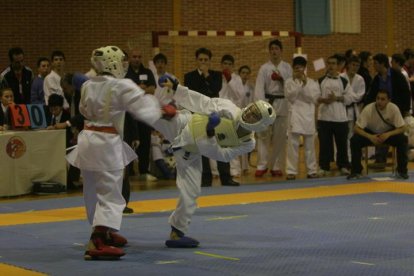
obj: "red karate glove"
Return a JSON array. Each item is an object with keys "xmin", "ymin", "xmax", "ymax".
[
  {"xmin": 271, "ymin": 71, "xmax": 283, "ymax": 82},
  {"xmin": 162, "ymin": 104, "xmax": 177, "ymax": 120}
]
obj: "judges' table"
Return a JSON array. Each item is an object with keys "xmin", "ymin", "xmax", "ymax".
[{"xmin": 0, "ymin": 129, "xmax": 66, "ymax": 197}]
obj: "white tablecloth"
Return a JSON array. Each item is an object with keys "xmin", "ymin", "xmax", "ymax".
[{"xmin": 0, "ymin": 129, "xmax": 66, "ymax": 197}]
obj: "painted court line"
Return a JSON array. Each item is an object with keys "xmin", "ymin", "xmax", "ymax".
[
  {"xmin": 351, "ymin": 261, "xmax": 375, "ymax": 266},
  {"xmin": 206, "ymin": 215, "xmax": 248, "ymax": 221},
  {"xmin": 368, "ymin": 217, "xmax": 384, "ymax": 220},
  {"xmin": 155, "ymin": 260, "xmax": 183, "ymax": 264},
  {"xmin": 372, "ymin": 202, "xmax": 388, "ymax": 205},
  {"xmin": 194, "ymin": 251, "xmax": 240, "ymax": 261}
]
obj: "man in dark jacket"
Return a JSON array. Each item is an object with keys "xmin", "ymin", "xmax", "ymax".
[
  {"xmin": 364, "ymin": 53, "xmax": 411, "ymax": 116},
  {"xmin": 125, "ymin": 48, "xmax": 158, "ymax": 182},
  {"xmin": 184, "ymin": 47, "xmax": 239, "ymax": 187},
  {"xmin": 1, "ymin": 47, "xmax": 33, "ymax": 104}
]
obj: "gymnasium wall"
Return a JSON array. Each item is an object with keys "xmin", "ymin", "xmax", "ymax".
[{"xmin": 0, "ymin": 0, "xmax": 412, "ymax": 80}]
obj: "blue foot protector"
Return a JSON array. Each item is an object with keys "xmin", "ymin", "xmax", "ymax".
[{"xmin": 165, "ymin": 236, "xmax": 200, "ymax": 248}]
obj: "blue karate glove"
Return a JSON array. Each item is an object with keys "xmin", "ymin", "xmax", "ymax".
[
  {"xmin": 206, "ymin": 112, "xmax": 221, "ymax": 137},
  {"xmin": 158, "ymin": 74, "xmax": 179, "ymax": 90}
]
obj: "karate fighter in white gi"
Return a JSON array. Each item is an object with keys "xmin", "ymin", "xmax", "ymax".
[
  {"xmin": 153, "ymin": 78, "xmax": 276, "ymax": 248},
  {"xmin": 67, "ymin": 46, "xmax": 170, "ymax": 260}
]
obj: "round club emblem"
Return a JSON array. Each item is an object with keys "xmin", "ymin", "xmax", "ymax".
[{"xmin": 6, "ymin": 136, "xmax": 26, "ymax": 159}]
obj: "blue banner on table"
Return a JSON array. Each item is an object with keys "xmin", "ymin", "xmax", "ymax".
[{"xmin": 27, "ymin": 104, "xmax": 47, "ymax": 129}]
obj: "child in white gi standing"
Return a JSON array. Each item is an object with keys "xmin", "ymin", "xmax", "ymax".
[
  {"xmin": 285, "ymin": 56, "xmax": 321, "ymax": 180},
  {"xmin": 67, "ymin": 46, "xmax": 165, "ymax": 260}
]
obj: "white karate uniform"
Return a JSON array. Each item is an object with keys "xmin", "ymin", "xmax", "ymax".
[
  {"xmin": 340, "ymin": 72, "xmax": 366, "ymax": 159},
  {"xmin": 240, "ymin": 81, "xmax": 255, "ymax": 171},
  {"xmin": 254, "ymin": 60, "xmax": 292, "ymax": 171},
  {"xmin": 219, "ymin": 73, "xmax": 246, "ymax": 176},
  {"xmin": 240, "ymin": 81, "xmax": 254, "ymax": 108},
  {"xmin": 318, "ymin": 75, "xmax": 357, "ymax": 170},
  {"xmin": 285, "ymin": 77, "xmax": 321, "ymax": 175},
  {"xmin": 153, "ymin": 85, "xmax": 255, "ymax": 234},
  {"xmin": 219, "ymin": 73, "xmax": 245, "ymax": 107},
  {"xmin": 43, "ymin": 70, "xmax": 70, "ymax": 109},
  {"xmin": 67, "ymin": 75, "xmax": 161, "ymax": 231}
]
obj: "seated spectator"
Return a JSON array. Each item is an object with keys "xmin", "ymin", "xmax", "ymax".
[
  {"xmin": 364, "ymin": 53, "xmax": 411, "ymax": 168},
  {"xmin": 151, "ymin": 130, "xmax": 176, "ymax": 179},
  {"xmin": 0, "ymin": 87, "xmax": 14, "ymax": 130},
  {"xmin": 46, "ymin": 94, "xmax": 72, "ymax": 144},
  {"xmin": 47, "ymin": 93, "xmax": 83, "ymax": 190},
  {"xmin": 30, "ymin": 57, "xmax": 50, "ymax": 104},
  {"xmin": 348, "ymin": 90, "xmax": 408, "ymax": 180}
]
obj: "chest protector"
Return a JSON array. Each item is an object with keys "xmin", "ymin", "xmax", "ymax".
[{"xmin": 184, "ymin": 113, "xmax": 252, "ymax": 153}]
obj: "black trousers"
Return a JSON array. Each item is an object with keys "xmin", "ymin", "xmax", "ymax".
[
  {"xmin": 201, "ymin": 156, "xmax": 232, "ymax": 185},
  {"xmin": 374, "ymin": 145, "xmax": 389, "ymax": 163},
  {"xmin": 122, "ymin": 168, "xmax": 130, "ymax": 204},
  {"xmin": 317, "ymin": 120, "xmax": 350, "ymax": 170},
  {"xmin": 66, "ymin": 165, "xmax": 80, "ymax": 189},
  {"xmin": 136, "ymin": 120, "xmax": 152, "ymax": 174},
  {"xmin": 350, "ymin": 132, "xmax": 408, "ymax": 174}
]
